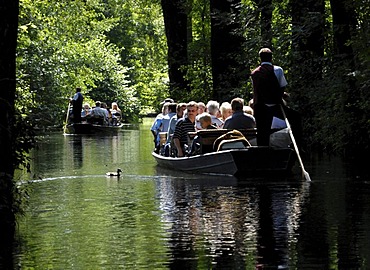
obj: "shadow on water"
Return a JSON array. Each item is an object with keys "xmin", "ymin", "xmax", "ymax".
[
  {"xmin": 0, "ymin": 215, "xmax": 15, "ymax": 269},
  {"xmin": 10, "ymin": 121, "xmax": 370, "ymax": 269},
  {"xmin": 154, "ymin": 165, "xmax": 311, "ymax": 269},
  {"xmin": 71, "ymin": 135, "xmax": 83, "ymax": 169}
]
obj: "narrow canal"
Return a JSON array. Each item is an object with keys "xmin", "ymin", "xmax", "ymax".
[{"xmin": 13, "ymin": 118, "xmax": 370, "ymax": 269}]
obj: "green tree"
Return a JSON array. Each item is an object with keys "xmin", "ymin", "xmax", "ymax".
[
  {"xmin": 104, "ymin": 0, "xmax": 169, "ymax": 112},
  {"xmin": 210, "ymin": 0, "xmax": 248, "ymax": 102},
  {"xmin": 0, "ymin": 0, "xmax": 35, "ymax": 267},
  {"xmin": 183, "ymin": 0, "xmax": 213, "ymax": 103},
  {"xmin": 161, "ymin": 0, "xmax": 190, "ymax": 101},
  {"xmin": 17, "ymin": 0, "xmax": 139, "ymax": 126}
]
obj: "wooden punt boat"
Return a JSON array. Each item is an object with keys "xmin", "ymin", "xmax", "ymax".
[
  {"xmin": 152, "ymin": 128, "xmax": 296, "ymax": 177},
  {"xmin": 64, "ymin": 103, "xmax": 125, "ymax": 134},
  {"xmin": 65, "ymin": 122, "xmax": 124, "ymax": 134}
]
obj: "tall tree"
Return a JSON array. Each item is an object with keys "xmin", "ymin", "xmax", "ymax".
[
  {"xmin": 258, "ymin": 0, "xmax": 273, "ymax": 48},
  {"xmin": 105, "ymin": 0, "xmax": 168, "ymax": 110},
  {"xmin": 161, "ymin": 0, "xmax": 190, "ymax": 101},
  {"xmin": 290, "ymin": 0, "xmax": 325, "ymax": 117},
  {"xmin": 329, "ymin": 0, "xmax": 362, "ymax": 154},
  {"xmin": 330, "ymin": 0, "xmax": 356, "ymax": 63},
  {"xmin": 183, "ymin": 0, "xmax": 213, "ymax": 102},
  {"xmin": 0, "ymin": 0, "xmax": 19, "ymax": 266},
  {"xmin": 291, "ymin": 0, "xmax": 325, "ymax": 82},
  {"xmin": 210, "ymin": 0, "xmax": 248, "ymax": 102}
]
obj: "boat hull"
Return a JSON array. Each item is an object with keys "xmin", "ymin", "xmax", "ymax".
[
  {"xmin": 65, "ymin": 123, "xmax": 124, "ymax": 134},
  {"xmin": 152, "ymin": 147, "xmax": 296, "ymax": 177}
]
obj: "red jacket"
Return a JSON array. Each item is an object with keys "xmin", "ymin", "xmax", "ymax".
[{"xmin": 251, "ymin": 64, "xmax": 284, "ymax": 105}]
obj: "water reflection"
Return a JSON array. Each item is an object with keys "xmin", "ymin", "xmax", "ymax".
[
  {"xmin": 70, "ymin": 135, "xmax": 83, "ymax": 169},
  {"xmin": 11, "ymin": 120, "xmax": 370, "ymax": 269},
  {"xmin": 156, "ymin": 175, "xmax": 310, "ymax": 269}
]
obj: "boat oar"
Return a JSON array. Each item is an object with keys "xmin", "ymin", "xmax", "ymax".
[
  {"xmin": 280, "ymin": 105, "xmax": 311, "ymax": 181},
  {"xmin": 63, "ymin": 101, "xmax": 71, "ymax": 134}
]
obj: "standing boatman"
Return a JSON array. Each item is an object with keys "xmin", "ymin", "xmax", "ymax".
[
  {"xmin": 251, "ymin": 48, "xmax": 287, "ymax": 146},
  {"xmin": 70, "ymin": 87, "xmax": 83, "ymax": 123}
]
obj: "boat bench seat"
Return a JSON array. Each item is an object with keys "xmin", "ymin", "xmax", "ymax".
[
  {"xmin": 87, "ymin": 116, "xmax": 105, "ymax": 125},
  {"xmin": 188, "ymin": 129, "xmax": 257, "ymax": 154},
  {"xmin": 217, "ymin": 139, "xmax": 250, "ymax": 151}
]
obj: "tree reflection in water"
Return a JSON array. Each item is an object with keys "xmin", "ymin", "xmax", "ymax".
[
  {"xmin": 13, "ymin": 126, "xmax": 370, "ymax": 269},
  {"xmin": 156, "ymin": 175, "xmax": 310, "ymax": 269}
]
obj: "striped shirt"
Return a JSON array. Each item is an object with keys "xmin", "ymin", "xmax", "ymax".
[{"xmin": 173, "ymin": 117, "xmax": 195, "ymax": 146}]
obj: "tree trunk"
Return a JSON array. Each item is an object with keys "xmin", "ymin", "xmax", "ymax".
[
  {"xmin": 0, "ymin": 0, "xmax": 19, "ymax": 267},
  {"xmin": 330, "ymin": 0, "xmax": 360, "ymax": 154},
  {"xmin": 210, "ymin": 0, "xmax": 248, "ymax": 103},
  {"xmin": 290, "ymin": 0, "xmax": 325, "ymax": 117},
  {"xmin": 161, "ymin": 0, "xmax": 190, "ymax": 101},
  {"xmin": 259, "ymin": 0, "xmax": 273, "ymax": 48},
  {"xmin": 291, "ymin": 0, "xmax": 325, "ymax": 81},
  {"xmin": 330, "ymin": 0, "xmax": 356, "ymax": 64}
]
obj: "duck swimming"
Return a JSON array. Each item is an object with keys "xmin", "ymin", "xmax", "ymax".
[{"xmin": 106, "ymin": 168, "xmax": 122, "ymax": 177}]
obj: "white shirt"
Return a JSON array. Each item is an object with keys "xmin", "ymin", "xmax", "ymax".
[{"xmin": 260, "ymin": 62, "xmax": 288, "ymax": 88}]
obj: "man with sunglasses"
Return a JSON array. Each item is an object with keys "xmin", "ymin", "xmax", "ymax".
[{"xmin": 173, "ymin": 101, "xmax": 199, "ymax": 157}]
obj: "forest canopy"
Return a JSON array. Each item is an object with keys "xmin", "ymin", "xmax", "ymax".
[
  {"xmin": 15, "ymin": 0, "xmax": 370, "ymax": 154},
  {"xmin": 0, "ymin": 0, "xmax": 368, "ymax": 265}
]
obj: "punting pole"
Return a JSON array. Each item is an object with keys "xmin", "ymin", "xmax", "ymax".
[
  {"xmin": 63, "ymin": 101, "xmax": 71, "ymax": 134},
  {"xmin": 280, "ymin": 104, "xmax": 311, "ymax": 181}
]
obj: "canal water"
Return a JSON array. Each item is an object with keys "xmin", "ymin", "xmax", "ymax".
[{"xmin": 13, "ymin": 118, "xmax": 370, "ymax": 269}]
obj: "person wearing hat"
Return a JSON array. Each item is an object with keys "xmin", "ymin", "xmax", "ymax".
[{"xmin": 160, "ymin": 98, "xmax": 174, "ymax": 106}]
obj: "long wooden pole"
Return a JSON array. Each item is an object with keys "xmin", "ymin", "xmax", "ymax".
[
  {"xmin": 280, "ymin": 105, "xmax": 311, "ymax": 181},
  {"xmin": 63, "ymin": 101, "xmax": 71, "ymax": 134}
]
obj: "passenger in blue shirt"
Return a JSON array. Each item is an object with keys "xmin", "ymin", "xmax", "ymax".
[{"xmin": 223, "ymin": 98, "xmax": 256, "ymax": 130}]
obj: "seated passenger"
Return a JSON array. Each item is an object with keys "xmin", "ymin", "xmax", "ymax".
[
  {"xmin": 151, "ymin": 102, "xmax": 170, "ymax": 152},
  {"xmin": 88, "ymin": 101, "xmax": 109, "ymax": 125},
  {"xmin": 159, "ymin": 103, "xmax": 177, "ymax": 154},
  {"xmin": 195, "ymin": 101, "xmax": 206, "ymax": 130},
  {"xmin": 111, "ymin": 102, "xmax": 122, "ymax": 125},
  {"xmin": 198, "ymin": 102, "xmax": 206, "ymax": 114},
  {"xmin": 173, "ymin": 101, "xmax": 198, "ymax": 157},
  {"xmin": 243, "ymin": 105, "xmax": 254, "ymax": 115},
  {"xmin": 163, "ymin": 103, "xmax": 186, "ymax": 157},
  {"xmin": 190, "ymin": 113, "xmax": 217, "ymax": 155},
  {"xmin": 206, "ymin": 100, "xmax": 223, "ymax": 128},
  {"xmin": 101, "ymin": 102, "xmax": 111, "ymax": 123},
  {"xmin": 223, "ymin": 97, "xmax": 256, "ymax": 130},
  {"xmin": 111, "ymin": 102, "xmax": 121, "ymax": 115},
  {"xmin": 167, "ymin": 103, "xmax": 186, "ymax": 142},
  {"xmin": 219, "ymin": 102, "xmax": 232, "ymax": 127},
  {"xmin": 199, "ymin": 112, "xmax": 217, "ymax": 130},
  {"xmin": 81, "ymin": 103, "xmax": 91, "ymax": 118},
  {"xmin": 161, "ymin": 103, "xmax": 177, "ymax": 135}
]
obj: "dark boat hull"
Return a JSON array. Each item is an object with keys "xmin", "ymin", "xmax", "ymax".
[
  {"xmin": 65, "ymin": 123, "xmax": 124, "ymax": 134},
  {"xmin": 152, "ymin": 147, "xmax": 296, "ymax": 177}
]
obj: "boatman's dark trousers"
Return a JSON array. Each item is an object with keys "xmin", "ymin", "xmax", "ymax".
[
  {"xmin": 255, "ymin": 103, "xmax": 303, "ymax": 149},
  {"xmin": 73, "ymin": 106, "xmax": 82, "ymax": 123},
  {"xmin": 254, "ymin": 103, "xmax": 276, "ymax": 146}
]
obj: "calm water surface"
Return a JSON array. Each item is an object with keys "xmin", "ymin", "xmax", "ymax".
[{"xmin": 14, "ymin": 118, "xmax": 370, "ymax": 269}]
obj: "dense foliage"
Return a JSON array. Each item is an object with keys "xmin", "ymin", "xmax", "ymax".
[
  {"xmin": 0, "ymin": 0, "xmax": 368, "ymax": 266},
  {"xmin": 162, "ymin": 0, "xmax": 370, "ymax": 155},
  {"xmin": 14, "ymin": 0, "xmax": 370, "ymax": 154},
  {"xmin": 17, "ymin": 0, "xmax": 168, "ymax": 126}
]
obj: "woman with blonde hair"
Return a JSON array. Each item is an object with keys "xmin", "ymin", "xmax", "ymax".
[{"xmin": 111, "ymin": 102, "xmax": 122, "ymax": 125}]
